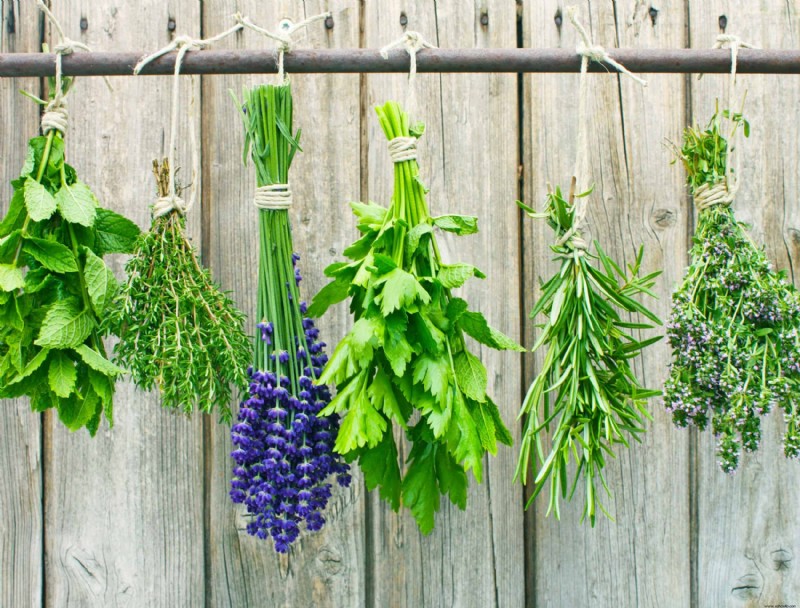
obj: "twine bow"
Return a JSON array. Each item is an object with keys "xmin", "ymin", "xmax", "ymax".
[
  {"xmin": 134, "ymin": 20, "xmax": 243, "ymax": 216},
  {"xmin": 236, "ymin": 12, "xmax": 330, "ymax": 82}
]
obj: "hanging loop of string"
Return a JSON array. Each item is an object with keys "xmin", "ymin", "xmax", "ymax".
[
  {"xmin": 254, "ymin": 184, "xmax": 293, "ymax": 210},
  {"xmin": 134, "ymin": 20, "xmax": 243, "ymax": 217},
  {"xmin": 387, "ymin": 136, "xmax": 417, "ymax": 163},
  {"xmin": 695, "ymin": 34, "xmax": 756, "ymax": 209},
  {"xmin": 380, "ymin": 30, "xmax": 436, "ymax": 113},
  {"xmin": 236, "ymin": 12, "xmax": 330, "ymax": 82},
  {"xmin": 556, "ymin": 6, "xmax": 646, "ymax": 253},
  {"xmin": 36, "ymin": 0, "xmax": 111, "ymax": 136}
]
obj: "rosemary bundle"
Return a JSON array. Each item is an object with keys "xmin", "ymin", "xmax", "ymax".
[
  {"xmin": 109, "ymin": 159, "xmax": 250, "ymax": 420},
  {"xmin": 309, "ymin": 101, "xmax": 523, "ymax": 534},
  {"xmin": 666, "ymin": 107, "xmax": 800, "ymax": 471},
  {"xmin": 515, "ymin": 185, "xmax": 661, "ymax": 524},
  {"xmin": 0, "ymin": 74, "xmax": 140, "ymax": 433},
  {"xmin": 228, "ymin": 83, "xmax": 350, "ymax": 553}
]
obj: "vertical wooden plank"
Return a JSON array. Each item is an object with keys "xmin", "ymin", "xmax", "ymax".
[
  {"xmin": 522, "ymin": 1, "xmax": 690, "ymax": 606},
  {"xmin": 43, "ymin": 1, "xmax": 205, "ymax": 606},
  {"xmin": 202, "ymin": 2, "xmax": 366, "ymax": 606},
  {"xmin": 364, "ymin": 2, "xmax": 524, "ymax": 607},
  {"xmin": 0, "ymin": 1, "xmax": 42, "ymax": 606},
  {"xmin": 689, "ymin": 2, "xmax": 800, "ymax": 606}
]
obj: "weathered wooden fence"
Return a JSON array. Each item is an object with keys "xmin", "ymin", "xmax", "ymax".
[{"xmin": 1, "ymin": 1, "xmax": 799, "ymax": 606}]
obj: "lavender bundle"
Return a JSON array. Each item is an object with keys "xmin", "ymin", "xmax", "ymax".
[
  {"xmin": 666, "ymin": 108, "xmax": 800, "ymax": 472},
  {"xmin": 229, "ymin": 83, "xmax": 350, "ymax": 553}
]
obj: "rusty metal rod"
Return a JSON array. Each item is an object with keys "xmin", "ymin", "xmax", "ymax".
[{"xmin": 1, "ymin": 48, "xmax": 800, "ymax": 77}]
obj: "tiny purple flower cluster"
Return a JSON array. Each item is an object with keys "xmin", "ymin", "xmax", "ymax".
[
  {"xmin": 230, "ymin": 257, "xmax": 351, "ymax": 553},
  {"xmin": 666, "ymin": 208, "xmax": 800, "ymax": 472}
]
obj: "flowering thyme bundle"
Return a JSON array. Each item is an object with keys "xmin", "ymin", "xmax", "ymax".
[
  {"xmin": 309, "ymin": 101, "xmax": 523, "ymax": 533},
  {"xmin": 665, "ymin": 107, "xmax": 800, "ymax": 471},
  {"xmin": 0, "ymin": 60, "xmax": 139, "ymax": 433},
  {"xmin": 229, "ymin": 83, "xmax": 351, "ymax": 553},
  {"xmin": 109, "ymin": 160, "xmax": 250, "ymax": 420},
  {"xmin": 515, "ymin": 186, "xmax": 661, "ymax": 524}
]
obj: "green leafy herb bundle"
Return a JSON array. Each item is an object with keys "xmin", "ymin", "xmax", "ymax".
[
  {"xmin": 0, "ymin": 76, "xmax": 140, "ymax": 434},
  {"xmin": 309, "ymin": 101, "xmax": 524, "ymax": 534},
  {"xmin": 515, "ymin": 184, "xmax": 661, "ymax": 524},
  {"xmin": 665, "ymin": 107, "xmax": 800, "ymax": 472},
  {"xmin": 108, "ymin": 159, "xmax": 250, "ymax": 421}
]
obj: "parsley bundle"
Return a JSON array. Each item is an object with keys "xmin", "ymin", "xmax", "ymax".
[
  {"xmin": 108, "ymin": 159, "xmax": 250, "ymax": 420},
  {"xmin": 309, "ymin": 101, "xmax": 523, "ymax": 534},
  {"xmin": 515, "ymin": 185, "xmax": 661, "ymax": 524},
  {"xmin": 665, "ymin": 107, "xmax": 800, "ymax": 472},
  {"xmin": 228, "ymin": 83, "xmax": 350, "ymax": 553},
  {"xmin": 0, "ymin": 75, "xmax": 140, "ymax": 434}
]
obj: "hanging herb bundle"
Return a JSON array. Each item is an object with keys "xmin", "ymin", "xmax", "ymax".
[
  {"xmin": 665, "ymin": 106, "xmax": 800, "ymax": 472},
  {"xmin": 228, "ymin": 83, "xmax": 351, "ymax": 553},
  {"xmin": 308, "ymin": 101, "xmax": 523, "ymax": 534},
  {"xmin": 515, "ymin": 186, "xmax": 661, "ymax": 524},
  {"xmin": 108, "ymin": 159, "xmax": 250, "ymax": 420},
  {"xmin": 0, "ymin": 71, "xmax": 140, "ymax": 434}
]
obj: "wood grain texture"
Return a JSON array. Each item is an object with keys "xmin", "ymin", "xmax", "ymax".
[
  {"xmin": 521, "ymin": 2, "xmax": 691, "ymax": 606},
  {"xmin": 364, "ymin": 2, "xmax": 524, "ymax": 607},
  {"xmin": 202, "ymin": 2, "xmax": 366, "ymax": 606},
  {"xmin": 689, "ymin": 2, "xmax": 800, "ymax": 606},
  {"xmin": 42, "ymin": 2, "xmax": 205, "ymax": 606},
  {"xmin": 0, "ymin": 2, "xmax": 43, "ymax": 606}
]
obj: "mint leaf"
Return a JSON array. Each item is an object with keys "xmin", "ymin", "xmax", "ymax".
[
  {"xmin": 437, "ymin": 263, "xmax": 486, "ymax": 289},
  {"xmin": 82, "ymin": 248, "xmax": 117, "ymax": 315},
  {"xmin": 402, "ymin": 436, "xmax": 440, "ymax": 534},
  {"xmin": 93, "ymin": 208, "xmax": 141, "ymax": 254},
  {"xmin": 24, "ymin": 179, "xmax": 57, "ymax": 222},
  {"xmin": 23, "ymin": 267, "xmax": 55, "ymax": 293},
  {"xmin": 470, "ymin": 398, "xmax": 498, "ymax": 454},
  {"xmin": 357, "ymin": 431, "xmax": 402, "ymax": 510},
  {"xmin": 35, "ymin": 299, "xmax": 94, "ymax": 348},
  {"xmin": 436, "ymin": 446, "xmax": 468, "ymax": 510},
  {"xmin": 55, "ymin": 182, "xmax": 97, "ymax": 227},
  {"xmin": 57, "ymin": 387, "xmax": 101, "ymax": 433},
  {"xmin": 6, "ymin": 348, "xmax": 50, "ymax": 385},
  {"xmin": 485, "ymin": 396, "xmax": 513, "ymax": 447},
  {"xmin": 22, "ymin": 237, "xmax": 78, "ymax": 273},
  {"xmin": 433, "ymin": 214, "xmax": 478, "ymax": 235},
  {"xmin": 88, "ymin": 368, "xmax": 115, "ymax": 403},
  {"xmin": 0, "ymin": 264, "xmax": 24, "ymax": 292},
  {"xmin": 458, "ymin": 310, "xmax": 525, "ymax": 352},
  {"xmin": 48, "ymin": 351, "xmax": 77, "ymax": 398},
  {"xmin": 454, "ymin": 350, "xmax": 487, "ymax": 403},
  {"xmin": 74, "ymin": 344, "xmax": 125, "ymax": 376},
  {"xmin": 0, "ymin": 189, "xmax": 26, "ymax": 238},
  {"xmin": 377, "ymin": 268, "xmax": 430, "ymax": 316},
  {"xmin": 0, "ymin": 230, "xmax": 22, "ymax": 261}
]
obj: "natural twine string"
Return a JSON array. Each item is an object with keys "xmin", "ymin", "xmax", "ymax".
[
  {"xmin": 387, "ymin": 136, "xmax": 417, "ymax": 163},
  {"xmin": 556, "ymin": 6, "xmax": 647, "ymax": 251},
  {"xmin": 36, "ymin": 0, "xmax": 112, "ymax": 136},
  {"xmin": 134, "ymin": 20, "xmax": 243, "ymax": 216},
  {"xmin": 694, "ymin": 34, "xmax": 756, "ymax": 209},
  {"xmin": 380, "ymin": 31, "xmax": 436, "ymax": 113},
  {"xmin": 254, "ymin": 184, "xmax": 293, "ymax": 210},
  {"xmin": 236, "ymin": 12, "xmax": 330, "ymax": 82}
]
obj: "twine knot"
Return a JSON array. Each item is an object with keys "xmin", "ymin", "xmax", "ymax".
[
  {"xmin": 153, "ymin": 194, "xmax": 189, "ymax": 217},
  {"xmin": 387, "ymin": 137, "xmax": 417, "ymax": 163},
  {"xmin": 694, "ymin": 180, "xmax": 735, "ymax": 211},
  {"xmin": 254, "ymin": 184, "xmax": 293, "ymax": 210},
  {"xmin": 380, "ymin": 30, "xmax": 436, "ymax": 80},
  {"xmin": 41, "ymin": 102, "xmax": 69, "ymax": 135}
]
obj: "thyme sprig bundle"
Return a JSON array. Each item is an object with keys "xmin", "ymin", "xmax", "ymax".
[
  {"xmin": 0, "ymin": 75, "xmax": 140, "ymax": 433},
  {"xmin": 109, "ymin": 160, "xmax": 250, "ymax": 420},
  {"xmin": 666, "ymin": 108, "xmax": 800, "ymax": 471},
  {"xmin": 228, "ymin": 83, "xmax": 350, "ymax": 553},
  {"xmin": 309, "ymin": 101, "xmax": 523, "ymax": 534},
  {"xmin": 515, "ymin": 184, "xmax": 661, "ymax": 524}
]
